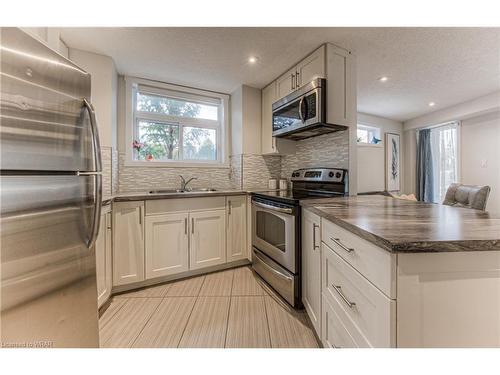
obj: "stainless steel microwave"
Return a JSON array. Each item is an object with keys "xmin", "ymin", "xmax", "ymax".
[{"xmin": 272, "ymin": 78, "xmax": 347, "ymax": 140}]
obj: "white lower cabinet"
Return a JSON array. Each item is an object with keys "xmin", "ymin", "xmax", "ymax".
[
  {"xmin": 112, "ymin": 201, "xmax": 145, "ymax": 286},
  {"xmin": 302, "ymin": 209, "xmax": 322, "ymax": 336},
  {"xmin": 96, "ymin": 205, "xmax": 112, "ymax": 308},
  {"xmin": 145, "ymin": 212, "xmax": 189, "ymax": 279},
  {"xmin": 190, "ymin": 209, "xmax": 226, "ymax": 270},
  {"xmin": 226, "ymin": 195, "xmax": 247, "ymax": 262}
]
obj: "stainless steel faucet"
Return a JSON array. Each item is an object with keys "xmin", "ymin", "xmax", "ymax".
[{"xmin": 179, "ymin": 175, "xmax": 197, "ymax": 191}]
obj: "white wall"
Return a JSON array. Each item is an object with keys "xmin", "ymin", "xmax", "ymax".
[
  {"xmin": 230, "ymin": 85, "xmax": 262, "ymax": 156},
  {"xmin": 403, "ymin": 91, "xmax": 500, "ymax": 213},
  {"xmin": 68, "ymin": 48, "xmax": 118, "ymax": 148},
  {"xmin": 357, "ymin": 113, "xmax": 404, "ymax": 193},
  {"xmin": 461, "ymin": 111, "xmax": 500, "ymax": 214}
]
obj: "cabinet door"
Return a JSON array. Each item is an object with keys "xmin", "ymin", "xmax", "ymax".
[
  {"xmin": 113, "ymin": 201, "xmax": 145, "ymax": 286},
  {"xmin": 226, "ymin": 196, "xmax": 247, "ymax": 262},
  {"xmin": 190, "ymin": 209, "xmax": 226, "ymax": 270},
  {"xmin": 302, "ymin": 209, "xmax": 322, "ymax": 336},
  {"xmin": 145, "ymin": 212, "xmax": 189, "ymax": 279},
  {"xmin": 276, "ymin": 67, "xmax": 296, "ymax": 100},
  {"xmin": 95, "ymin": 212, "xmax": 107, "ymax": 307},
  {"xmin": 104, "ymin": 212, "xmax": 112, "ymax": 301},
  {"xmin": 261, "ymin": 82, "xmax": 276, "ymax": 155},
  {"xmin": 296, "ymin": 46, "xmax": 325, "ymax": 88}
]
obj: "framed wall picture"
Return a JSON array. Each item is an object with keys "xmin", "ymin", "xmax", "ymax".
[{"xmin": 385, "ymin": 133, "xmax": 401, "ymax": 191}]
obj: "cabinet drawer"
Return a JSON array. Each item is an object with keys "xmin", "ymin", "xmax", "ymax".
[
  {"xmin": 321, "ymin": 218, "xmax": 396, "ymax": 298},
  {"xmin": 321, "ymin": 297, "xmax": 370, "ymax": 349},
  {"xmin": 322, "ymin": 243, "xmax": 396, "ymax": 347},
  {"xmin": 146, "ymin": 197, "xmax": 225, "ymax": 215}
]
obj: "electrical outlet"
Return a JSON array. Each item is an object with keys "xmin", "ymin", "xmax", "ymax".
[{"xmin": 480, "ymin": 159, "xmax": 488, "ymax": 168}]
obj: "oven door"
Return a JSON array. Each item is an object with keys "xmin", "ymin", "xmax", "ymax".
[
  {"xmin": 272, "ymin": 87, "xmax": 321, "ymax": 138},
  {"xmin": 252, "ymin": 199, "xmax": 297, "ymax": 273}
]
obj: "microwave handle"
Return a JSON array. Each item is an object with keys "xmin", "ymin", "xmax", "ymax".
[{"xmin": 298, "ymin": 97, "xmax": 305, "ymax": 123}]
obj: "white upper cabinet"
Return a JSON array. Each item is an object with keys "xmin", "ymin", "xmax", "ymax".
[
  {"xmin": 296, "ymin": 46, "xmax": 325, "ymax": 89},
  {"xmin": 275, "ymin": 45, "xmax": 326, "ymax": 102},
  {"xmin": 261, "ymin": 82, "xmax": 296, "ymax": 155},
  {"xmin": 113, "ymin": 201, "xmax": 145, "ymax": 286},
  {"xmin": 226, "ymin": 196, "xmax": 247, "ymax": 262},
  {"xmin": 189, "ymin": 209, "xmax": 226, "ymax": 270},
  {"xmin": 276, "ymin": 66, "xmax": 297, "ymax": 100},
  {"xmin": 145, "ymin": 212, "xmax": 189, "ymax": 279}
]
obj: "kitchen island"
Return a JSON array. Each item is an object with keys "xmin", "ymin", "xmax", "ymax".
[{"xmin": 300, "ymin": 195, "xmax": 500, "ymax": 348}]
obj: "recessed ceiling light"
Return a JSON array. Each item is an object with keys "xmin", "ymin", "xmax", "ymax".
[
  {"xmin": 378, "ymin": 76, "xmax": 388, "ymax": 82},
  {"xmin": 429, "ymin": 102, "xmax": 436, "ymax": 107},
  {"xmin": 248, "ymin": 56, "xmax": 258, "ymax": 64}
]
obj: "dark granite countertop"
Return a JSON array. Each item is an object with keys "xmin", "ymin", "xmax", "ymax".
[{"xmin": 300, "ymin": 195, "xmax": 500, "ymax": 253}]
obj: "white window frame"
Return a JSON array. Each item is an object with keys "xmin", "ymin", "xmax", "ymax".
[
  {"xmin": 125, "ymin": 76, "xmax": 229, "ymax": 168},
  {"xmin": 357, "ymin": 122, "xmax": 382, "ymax": 147}
]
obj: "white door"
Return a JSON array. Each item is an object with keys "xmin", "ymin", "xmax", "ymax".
[
  {"xmin": 276, "ymin": 67, "xmax": 296, "ymax": 100},
  {"xmin": 113, "ymin": 201, "xmax": 145, "ymax": 286},
  {"xmin": 226, "ymin": 196, "xmax": 247, "ymax": 262},
  {"xmin": 296, "ymin": 46, "xmax": 325, "ymax": 88},
  {"xmin": 95, "ymin": 211, "xmax": 107, "ymax": 307},
  {"xmin": 302, "ymin": 209, "xmax": 322, "ymax": 335},
  {"xmin": 190, "ymin": 209, "xmax": 226, "ymax": 270},
  {"xmin": 145, "ymin": 212, "xmax": 189, "ymax": 279}
]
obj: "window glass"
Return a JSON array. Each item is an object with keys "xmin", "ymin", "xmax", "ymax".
[
  {"xmin": 357, "ymin": 124, "xmax": 382, "ymax": 144},
  {"xmin": 135, "ymin": 120, "xmax": 179, "ymax": 161},
  {"xmin": 183, "ymin": 127, "xmax": 217, "ymax": 161},
  {"xmin": 137, "ymin": 92, "xmax": 218, "ymax": 120}
]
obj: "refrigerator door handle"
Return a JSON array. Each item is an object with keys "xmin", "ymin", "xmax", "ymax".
[
  {"xmin": 90, "ymin": 173, "xmax": 102, "ymax": 249},
  {"xmin": 83, "ymin": 98, "xmax": 102, "ymax": 172}
]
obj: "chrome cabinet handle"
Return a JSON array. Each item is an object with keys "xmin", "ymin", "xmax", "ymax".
[
  {"xmin": 191, "ymin": 217, "xmax": 194, "ymax": 234},
  {"xmin": 83, "ymin": 98, "xmax": 102, "ymax": 172},
  {"xmin": 330, "ymin": 237, "xmax": 354, "ymax": 253},
  {"xmin": 228, "ymin": 200, "xmax": 232, "ymax": 215},
  {"xmin": 184, "ymin": 217, "xmax": 187, "ymax": 235},
  {"xmin": 138, "ymin": 205, "xmax": 142, "ymax": 225},
  {"xmin": 313, "ymin": 223, "xmax": 320, "ymax": 250},
  {"xmin": 291, "ymin": 74, "xmax": 295, "ymax": 90},
  {"xmin": 332, "ymin": 285, "xmax": 356, "ymax": 308},
  {"xmin": 296, "ymin": 71, "xmax": 300, "ymax": 88}
]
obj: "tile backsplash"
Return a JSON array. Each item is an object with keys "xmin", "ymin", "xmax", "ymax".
[
  {"xmin": 281, "ymin": 130, "xmax": 349, "ymax": 178},
  {"xmin": 111, "ymin": 130, "xmax": 350, "ymax": 193},
  {"xmin": 117, "ymin": 153, "xmax": 234, "ymax": 192}
]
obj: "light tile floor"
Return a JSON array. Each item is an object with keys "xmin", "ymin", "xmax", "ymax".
[{"xmin": 99, "ymin": 266, "xmax": 319, "ymax": 348}]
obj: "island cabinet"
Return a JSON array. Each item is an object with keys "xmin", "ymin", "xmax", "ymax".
[
  {"xmin": 301, "ymin": 205, "xmax": 500, "ymax": 348},
  {"xmin": 96, "ymin": 204, "xmax": 112, "ymax": 308},
  {"xmin": 112, "ymin": 201, "xmax": 145, "ymax": 287},
  {"xmin": 319, "ymin": 217, "xmax": 397, "ymax": 348}
]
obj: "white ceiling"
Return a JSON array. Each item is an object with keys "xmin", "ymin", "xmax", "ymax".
[{"xmin": 59, "ymin": 27, "xmax": 500, "ymax": 122}]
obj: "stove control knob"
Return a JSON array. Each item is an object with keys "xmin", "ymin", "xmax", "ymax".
[
  {"xmin": 328, "ymin": 171, "xmax": 334, "ymax": 178},
  {"xmin": 335, "ymin": 172, "xmax": 342, "ymax": 178}
]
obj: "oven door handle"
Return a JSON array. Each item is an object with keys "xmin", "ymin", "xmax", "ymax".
[{"xmin": 253, "ymin": 201, "xmax": 293, "ymax": 214}]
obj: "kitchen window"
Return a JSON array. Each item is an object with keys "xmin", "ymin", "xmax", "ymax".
[{"xmin": 125, "ymin": 77, "xmax": 229, "ymax": 167}]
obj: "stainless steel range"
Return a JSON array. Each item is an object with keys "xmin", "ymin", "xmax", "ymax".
[{"xmin": 251, "ymin": 168, "xmax": 348, "ymax": 308}]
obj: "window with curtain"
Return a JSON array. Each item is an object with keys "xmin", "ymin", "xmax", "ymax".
[
  {"xmin": 430, "ymin": 122, "xmax": 459, "ymax": 203},
  {"xmin": 417, "ymin": 122, "xmax": 459, "ymax": 203}
]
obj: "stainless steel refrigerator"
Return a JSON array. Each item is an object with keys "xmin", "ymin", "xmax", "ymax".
[{"xmin": 0, "ymin": 28, "xmax": 102, "ymax": 347}]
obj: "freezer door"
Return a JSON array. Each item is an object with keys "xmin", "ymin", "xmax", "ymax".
[
  {"xmin": 0, "ymin": 27, "xmax": 101, "ymax": 172},
  {"xmin": 0, "ymin": 174, "xmax": 101, "ymax": 348}
]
